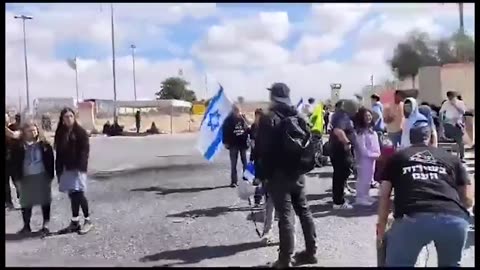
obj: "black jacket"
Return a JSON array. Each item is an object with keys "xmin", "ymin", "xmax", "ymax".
[
  {"xmin": 55, "ymin": 125, "xmax": 90, "ymax": 177},
  {"xmin": 5, "ymin": 123, "xmax": 21, "ymax": 162},
  {"xmin": 254, "ymin": 103, "xmax": 297, "ymax": 181},
  {"xmin": 222, "ymin": 113, "xmax": 249, "ymax": 149},
  {"xmin": 11, "ymin": 140, "xmax": 55, "ymax": 180}
]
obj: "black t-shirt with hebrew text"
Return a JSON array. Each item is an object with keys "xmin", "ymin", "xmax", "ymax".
[{"xmin": 382, "ymin": 145, "xmax": 470, "ymax": 219}]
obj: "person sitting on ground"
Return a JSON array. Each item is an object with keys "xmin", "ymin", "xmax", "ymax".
[
  {"xmin": 377, "ymin": 121, "xmax": 474, "ymax": 267},
  {"xmin": 102, "ymin": 121, "xmax": 112, "ymax": 135},
  {"xmin": 146, "ymin": 122, "xmax": 160, "ymax": 134},
  {"xmin": 108, "ymin": 120, "xmax": 124, "ymax": 136}
]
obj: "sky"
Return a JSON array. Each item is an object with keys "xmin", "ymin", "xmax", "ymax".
[{"xmin": 5, "ymin": 3, "xmax": 475, "ymax": 106}]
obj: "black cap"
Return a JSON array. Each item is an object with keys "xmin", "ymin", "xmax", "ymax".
[{"xmin": 267, "ymin": 82, "xmax": 291, "ymax": 105}]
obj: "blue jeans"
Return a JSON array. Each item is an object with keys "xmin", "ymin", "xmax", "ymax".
[
  {"xmin": 387, "ymin": 131, "xmax": 402, "ymax": 149},
  {"xmin": 386, "ymin": 213, "xmax": 469, "ymax": 267}
]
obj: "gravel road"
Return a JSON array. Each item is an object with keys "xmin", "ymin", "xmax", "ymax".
[{"xmin": 5, "ymin": 134, "xmax": 475, "ymax": 267}]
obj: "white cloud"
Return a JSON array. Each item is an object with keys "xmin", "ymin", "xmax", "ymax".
[
  {"xmin": 191, "ymin": 11, "xmax": 291, "ymax": 68},
  {"xmin": 293, "ymin": 34, "xmax": 342, "ymax": 63},
  {"xmin": 5, "ymin": 3, "xmax": 475, "ymax": 109}
]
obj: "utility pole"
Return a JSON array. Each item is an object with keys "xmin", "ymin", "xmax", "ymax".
[
  {"xmin": 14, "ymin": 15, "xmax": 33, "ymax": 114},
  {"xmin": 110, "ymin": 4, "xmax": 118, "ymax": 122},
  {"xmin": 130, "ymin": 44, "xmax": 137, "ymax": 101},
  {"xmin": 205, "ymin": 74, "xmax": 209, "ymax": 99}
]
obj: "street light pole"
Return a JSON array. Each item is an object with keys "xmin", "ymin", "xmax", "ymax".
[
  {"xmin": 110, "ymin": 4, "xmax": 118, "ymax": 122},
  {"xmin": 130, "ymin": 44, "xmax": 137, "ymax": 101},
  {"xmin": 74, "ymin": 57, "xmax": 80, "ymax": 104},
  {"xmin": 14, "ymin": 15, "xmax": 33, "ymax": 115}
]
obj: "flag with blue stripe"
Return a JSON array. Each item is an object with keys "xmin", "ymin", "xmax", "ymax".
[
  {"xmin": 296, "ymin": 98, "xmax": 304, "ymax": 111},
  {"xmin": 197, "ymin": 85, "xmax": 232, "ymax": 161}
]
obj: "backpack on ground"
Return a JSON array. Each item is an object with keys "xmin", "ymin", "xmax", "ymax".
[{"xmin": 274, "ymin": 112, "xmax": 315, "ymax": 175}]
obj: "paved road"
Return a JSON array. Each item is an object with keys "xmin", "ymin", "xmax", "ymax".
[{"xmin": 5, "ymin": 135, "xmax": 475, "ymax": 267}]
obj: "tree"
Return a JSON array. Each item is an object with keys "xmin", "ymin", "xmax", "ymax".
[
  {"xmin": 436, "ymin": 38, "xmax": 457, "ymax": 65},
  {"xmin": 389, "ymin": 42, "xmax": 422, "ymax": 88},
  {"xmin": 451, "ymin": 30, "xmax": 475, "ymax": 62},
  {"xmin": 155, "ymin": 77, "xmax": 197, "ymax": 102},
  {"xmin": 389, "ymin": 31, "xmax": 440, "ymax": 88}
]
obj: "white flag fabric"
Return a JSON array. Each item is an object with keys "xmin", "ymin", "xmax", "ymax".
[
  {"xmin": 67, "ymin": 58, "xmax": 77, "ymax": 70},
  {"xmin": 196, "ymin": 85, "xmax": 232, "ymax": 161},
  {"xmin": 296, "ymin": 98, "xmax": 304, "ymax": 111}
]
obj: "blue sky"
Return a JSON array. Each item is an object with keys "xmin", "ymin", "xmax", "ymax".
[{"xmin": 5, "ymin": 3, "xmax": 475, "ymax": 103}]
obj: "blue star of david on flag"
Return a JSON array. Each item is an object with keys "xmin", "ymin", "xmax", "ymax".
[
  {"xmin": 197, "ymin": 85, "xmax": 233, "ymax": 161},
  {"xmin": 207, "ymin": 110, "xmax": 221, "ymax": 132}
]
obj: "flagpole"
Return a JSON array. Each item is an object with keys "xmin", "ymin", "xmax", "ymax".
[{"xmin": 110, "ymin": 3, "xmax": 118, "ymax": 122}]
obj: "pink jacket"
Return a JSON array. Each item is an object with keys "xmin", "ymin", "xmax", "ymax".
[{"xmin": 355, "ymin": 129, "xmax": 381, "ymax": 160}]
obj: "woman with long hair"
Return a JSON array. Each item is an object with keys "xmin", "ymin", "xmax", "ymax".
[
  {"xmin": 353, "ymin": 108, "xmax": 381, "ymax": 206},
  {"xmin": 11, "ymin": 120, "xmax": 54, "ymax": 235},
  {"xmin": 54, "ymin": 107, "xmax": 92, "ymax": 235}
]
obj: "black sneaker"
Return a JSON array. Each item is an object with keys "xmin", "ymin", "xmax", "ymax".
[
  {"xmin": 230, "ymin": 183, "xmax": 237, "ymax": 188},
  {"xmin": 270, "ymin": 259, "xmax": 291, "ymax": 269},
  {"xmin": 40, "ymin": 222, "xmax": 51, "ymax": 236},
  {"xmin": 59, "ymin": 220, "xmax": 81, "ymax": 234},
  {"xmin": 79, "ymin": 219, "xmax": 93, "ymax": 235},
  {"xmin": 17, "ymin": 226, "xmax": 32, "ymax": 235},
  {"xmin": 292, "ymin": 250, "xmax": 318, "ymax": 266},
  {"xmin": 461, "ymin": 159, "xmax": 467, "ymax": 164}
]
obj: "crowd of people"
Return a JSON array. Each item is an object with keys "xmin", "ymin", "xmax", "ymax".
[
  {"xmin": 6, "ymin": 108, "xmax": 93, "ymax": 236},
  {"xmin": 222, "ymin": 83, "xmax": 474, "ymax": 267},
  {"xmin": 4, "ymin": 84, "xmax": 474, "ymax": 267}
]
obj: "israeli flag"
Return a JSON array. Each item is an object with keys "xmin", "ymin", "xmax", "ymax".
[
  {"xmin": 243, "ymin": 161, "xmax": 256, "ymax": 182},
  {"xmin": 296, "ymin": 98, "xmax": 304, "ymax": 111},
  {"xmin": 197, "ymin": 85, "xmax": 233, "ymax": 161}
]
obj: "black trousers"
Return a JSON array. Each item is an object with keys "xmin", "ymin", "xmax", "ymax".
[
  {"xmin": 5, "ymin": 166, "xmax": 20, "ymax": 205},
  {"xmin": 330, "ymin": 147, "xmax": 354, "ymax": 205},
  {"xmin": 269, "ymin": 173, "xmax": 317, "ymax": 260},
  {"xmin": 69, "ymin": 191, "xmax": 90, "ymax": 218},
  {"xmin": 229, "ymin": 147, "xmax": 247, "ymax": 184},
  {"xmin": 22, "ymin": 204, "xmax": 51, "ymax": 226}
]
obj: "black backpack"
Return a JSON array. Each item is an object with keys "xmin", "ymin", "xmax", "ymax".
[{"xmin": 273, "ymin": 111, "xmax": 315, "ymax": 175}]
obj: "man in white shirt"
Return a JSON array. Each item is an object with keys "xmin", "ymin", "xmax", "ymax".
[{"xmin": 440, "ymin": 91, "xmax": 467, "ymax": 162}]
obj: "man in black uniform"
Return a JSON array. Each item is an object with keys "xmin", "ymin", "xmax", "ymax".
[
  {"xmin": 135, "ymin": 110, "xmax": 141, "ymax": 133},
  {"xmin": 222, "ymin": 104, "xmax": 249, "ymax": 187},
  {"xmin": 377, "ymin": 121, "xmax": 474, "ymax": 267},
  {"xmin": 255, "ymin": 82, "xmax": 317, "ymax": 267}
]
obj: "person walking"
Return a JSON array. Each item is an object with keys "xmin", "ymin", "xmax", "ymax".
[
  {"xmin": 377, "ymin": 121, "xmax": 474, "ymax": 267},
  {"xmin": 440, "ymin": 91, "xmax": 467, "ymax": 162},
  {"xmin": 222, "ymin": 104, "xmax": 249, "ymax": 187},
  {"xmin": 255, "ymin": 82, "xmax": 317, "ymax": 267},
  {"xmin": 329, "ymin": 100, "xmax": 357, "ymax": 210},
  {"xmin": 135, "ymin": 110, "xmax": 141, "ymax": 134},
  {"xmin": 54, "ymin": 107, "xmax": 93, "ymax": 235},
  {"xmin": 354, "ymin": 108, "xmax": 381, "ymax": 206},
  {"xmin": 383, "ymin": 90, "xmax": 405, "ymax": 149},
  {"xmin": 400, "ymin": 98, "xmax": 432, "ymax": 149},
  {"xmin": 6, "ymin": 113, "xmax": 22, "ymax": 209},
  {"xmin": 370, "ymin": 94, "xmax": 385, "ymax": 135},
  {"xmin": 11, "ymin": 121, "xmax": 55, "ymax": 235}
]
